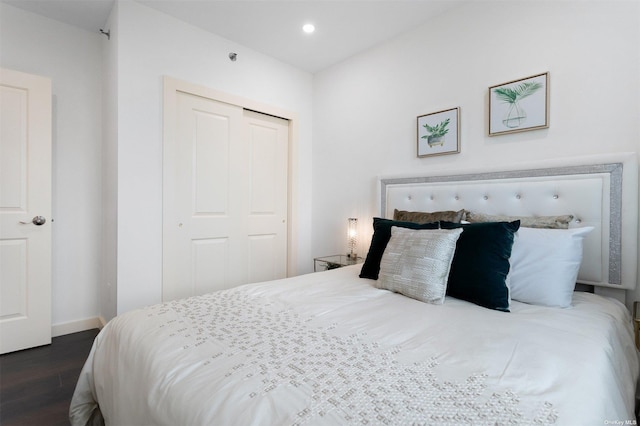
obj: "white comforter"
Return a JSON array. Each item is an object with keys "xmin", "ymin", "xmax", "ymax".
[{"xmin": 70, "ymin": 266, "xmax": 639, "ymax": 425}]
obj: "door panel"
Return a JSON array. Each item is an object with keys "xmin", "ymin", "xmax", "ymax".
[
  {"xmin": 194, "ymin": 109, "xmax": 229, "ymax": 215},
  {"xmin": 192, "ymin": 238, "xmax": 229, "ymax": 295},
  {"xmin": 164, "ymin": 93, "xmax": 242, "ymax": 302},
  {"xmin": 0, "ymin": 85, "xmax": 27, "ymax": 210},
  {"xmin": 249, "ymin": 124, "xmax": 278, "ymax": 213},
  {"xmin": 247, "ymin": 233, "xmax": 278, "ymax": 284},
  {"xmin": 245, "ymin": 110, "xmax": 288, "ymax": 282},
  {"xmin": 0, "ymin": 68, "xmax": 52, "ymax": 354},
  {"xmin": 0, "ymin": 239, "xmax": 27, "ymax": 318}
]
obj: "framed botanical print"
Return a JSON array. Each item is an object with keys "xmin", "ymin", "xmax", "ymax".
[
  {"xmin": 417, "ymin": 107, "xmax": 460, "ymax": 157},
  {"xmin": 489, "ymin": 72, "xmax": 549, "ymax": 136}
]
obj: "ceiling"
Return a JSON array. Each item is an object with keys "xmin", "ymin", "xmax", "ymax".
[{"xmin": 2, "ymin": 0, "xmax": 463, "ymax": 73}]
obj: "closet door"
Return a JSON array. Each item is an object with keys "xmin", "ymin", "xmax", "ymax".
[
  {"xmin": 163, "ymin": 92, "xmax": 288, "ymax": 302},
  {"xmin": 243, "ymin": 110, "xmax": 289, "ymax": 284}
]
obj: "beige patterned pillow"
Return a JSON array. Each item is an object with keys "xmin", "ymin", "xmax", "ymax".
[
  {"xmin": 393, "ymin": 209, "xmax": 465, "ymax": 224},
  {"xmin": 465, "ymin": 211, "xmax": 574, "ymax": 229},
  {"xmin": 377, "ymin": 227, "xmax": 463, "ymax": 304}
]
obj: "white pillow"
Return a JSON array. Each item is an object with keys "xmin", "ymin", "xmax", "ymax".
[
  {"xmin": 377, "ymin": 226, "xmax": 462, "ymax": 304},
  {"xmin": 509, "ymin": 226, "xmax": 594, "ymax": 308}
]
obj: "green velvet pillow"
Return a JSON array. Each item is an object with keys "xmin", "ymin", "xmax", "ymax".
[
  {"xmin": 440, "ymin": 220, "xmax": 520, "ymax": 312},
  {"xmin": 359, "ymin": 218, "xmax": 439, "ymax": 280}
]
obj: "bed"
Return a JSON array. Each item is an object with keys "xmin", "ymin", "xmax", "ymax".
[{"xmin": 70, "ymin": 153, "xmax": 639, "ymax": 425}]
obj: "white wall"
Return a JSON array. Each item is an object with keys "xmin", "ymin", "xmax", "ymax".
[
  {"xmin": 0, "ymin": 4, "xmax": 103, "ymax": 331},
  {"xmin": 112, "ymin": 1, "xmax": 314, "ymax": 316},
  {"xmin": 312, "ymin": 1, "xmax": 640, "ymax": 282},
  {"xmin": 2, "ymin": 0, "xmax": 637, "ymax": 329}
]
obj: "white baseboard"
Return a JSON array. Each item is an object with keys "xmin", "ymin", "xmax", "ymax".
[{"xmin": 51, "ymin": 316, "xmax": 105, "ymax": 338}]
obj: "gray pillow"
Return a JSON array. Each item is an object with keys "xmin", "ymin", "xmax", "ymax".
[
  {"xmin": 465, "ymin": 211, "xmax": 574, "ymax": 229},
  {"xmin": 377, "ymin": 227, "xmax": 463, "ymax": 304},
  {"xmin": 393, "ymin": 209, "xmax": 465, "ymax": 224}
]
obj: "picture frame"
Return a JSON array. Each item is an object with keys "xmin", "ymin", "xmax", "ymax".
[
  {"xmin": 417, "ymin": 107, "xmax": 460, "ymax": 157},
  {"xmin": 489, "ymin": 72, "xmax": 549, "ymax": 136}
]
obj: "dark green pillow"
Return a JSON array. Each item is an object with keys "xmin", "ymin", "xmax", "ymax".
[
  {"xmin": 440, "ymin": 220, "xmax": 520, "ymax": 312},
  {"xmin": 359, "ymin": 218, "xmax": 439, "ymax": 280}
]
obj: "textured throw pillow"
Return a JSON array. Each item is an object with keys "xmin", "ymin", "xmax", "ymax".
[
  {"xmin": 465, "ymin": 211, "xmax": 573, "ymax": 229},
  {"xmin": 359, "ymin": 218, "xmax": 439, "ymax": 280},
  {"xmin": 509, "ymin": 226, "xmax": 594, "ymax": 308},
  {"xmin": 394, "ymin": 209, "xmax": 465, "ymax": 224},
  {"xmin": 377, "ymin": 227, "xmax": 463, "ymax": 304},
  {"xmin": 440, "ymin": 221, "xmax": 520, "ymax": 312}
]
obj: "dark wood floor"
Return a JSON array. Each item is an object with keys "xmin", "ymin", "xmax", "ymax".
[{"xmin": 0, "ymin": 328, "xmax": 99, "ymax": 426}]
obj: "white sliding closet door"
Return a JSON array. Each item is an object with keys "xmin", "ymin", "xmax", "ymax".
[
  {"xmin": 243, "ymin": 109, "xmax": 289, "ymax": 284},
  {"xmin": 163, "ymin": 91, "xmax": 288, "ymax": 302}
]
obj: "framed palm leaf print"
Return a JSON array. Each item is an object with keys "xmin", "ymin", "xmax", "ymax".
[{"xmin": 489, "ymin": 72, "xmax": 549, "ymax": 136}]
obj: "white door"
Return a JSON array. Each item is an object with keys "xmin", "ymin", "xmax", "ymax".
[
  {"xmin": 243, "ymin": 110, "xmax": 289, "ymax": 284},
  {"xmin": 0, "ymin": 68, "xmax": 52, "ymax": 354},
  {"xmin": 163, "ymin": 92, "xmax": 288, "ymax": 302}
]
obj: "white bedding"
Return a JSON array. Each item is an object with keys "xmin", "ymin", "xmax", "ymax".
[{"xmin": 70, "ymin": 265, "xmax": 639, "ymax": 425}]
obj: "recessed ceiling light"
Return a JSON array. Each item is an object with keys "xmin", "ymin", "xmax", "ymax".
[{"xmin": 302, "ymin": 23, "xmax": 315, "ymax": 34}]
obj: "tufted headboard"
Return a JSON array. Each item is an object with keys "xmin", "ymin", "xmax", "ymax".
[{"xmin": 380, "ymin": 153, "xmax": 638, "ymax": 302}]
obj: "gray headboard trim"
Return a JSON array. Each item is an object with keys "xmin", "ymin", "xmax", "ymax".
[
  {"xmin": 381, "ymin": 162, "xmax": 623, "ymax": 285},
  {"xmin": 608, "ymin": 163, "xmax": 623, "ymax": 284}
]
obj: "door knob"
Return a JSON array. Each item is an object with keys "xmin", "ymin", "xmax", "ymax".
[{"xmin": 19, "ymin": 216, "xmax": 46, "ymax": 226}]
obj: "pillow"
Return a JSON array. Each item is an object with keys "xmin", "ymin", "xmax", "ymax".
[
  {"xmin": 440, "ymin": 221, "xmax": 520, "ymax": 312},
  {"xmin": 394, "ymin": 209, "xmax": 465, "ymax": 224},
  {"xmin": 509, "ymin": 226, "xmax": 594, "ymax": 308},
  {"xmin": 377, "ymin": 227, "xmax": 463, "ymax": 304},
  {"xmin": 465, "ymin": 211, "xmax": 573, "ymax": 229},
  {"xmin": 359, "ymin": 218, "xmax": 439, "ymax": 280}
]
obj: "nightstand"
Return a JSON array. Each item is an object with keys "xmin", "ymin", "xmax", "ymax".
[{"xmin": 314, "ymin": 254, "xmax": 363, "ymax": 272}]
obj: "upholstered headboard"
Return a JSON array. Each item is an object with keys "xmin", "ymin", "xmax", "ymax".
[{"xmin": 380, "ymin": 153, "xmax": 638, "ymax": 302}]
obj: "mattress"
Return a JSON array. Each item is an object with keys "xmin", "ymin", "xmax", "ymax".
[{"xmin": 70, "ymin": 265, "xmax": 639, "ymax": 425}]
